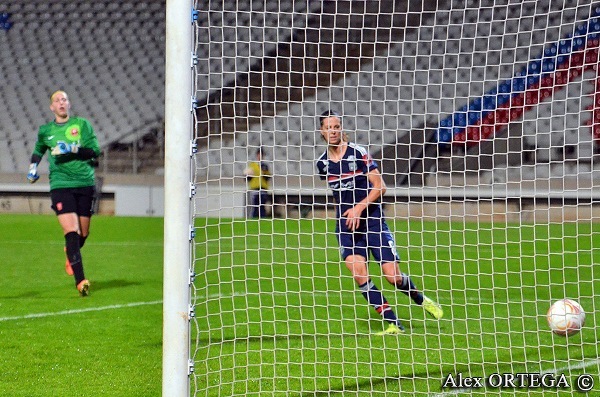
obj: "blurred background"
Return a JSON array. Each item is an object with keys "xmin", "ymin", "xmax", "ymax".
[
  {"xmin": 0, "ymin": 0, "xmax": 165, "ymax": 215},
  {"xmin": 2, "ymin": 0, "xmax": 600, "ymax": 220}
]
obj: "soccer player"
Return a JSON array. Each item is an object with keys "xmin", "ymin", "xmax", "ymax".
[
  {"xmin": 244, "ymin": 147, "xmax": 272, "ymax": 218},
  {"xmin": 316, "ymin": 110, "xmax": 443, "ymax": 335},
  {"xmin": 27, "ymin": 90, "xmax": 101, "ymax": 296}
]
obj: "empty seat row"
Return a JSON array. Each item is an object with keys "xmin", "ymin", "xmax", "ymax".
[{"xmin": 0, "ymin": 0, "xmax": 166, "ymax": 172}]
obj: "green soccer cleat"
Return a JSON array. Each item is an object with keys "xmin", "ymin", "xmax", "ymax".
[
  {"xmin": 375, "ymin": 323, "xmax": 405, "ymax": 336},
  {"xmin": 422, "ymin": 295, "xmax": 443, "ymax": 320}
]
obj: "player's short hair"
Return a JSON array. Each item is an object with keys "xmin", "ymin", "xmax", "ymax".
[
  {"xmin": 319, "ymin": 109, "xmax": 341, "ymax": 127},
  {"xmin": 50, "ymin": 90, "xmax": 68, "ymax": 104}
]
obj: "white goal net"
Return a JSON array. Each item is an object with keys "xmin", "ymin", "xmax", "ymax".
[{"xmin": 189, "ymin": 1, "xmax": 600, "ymax": 395}]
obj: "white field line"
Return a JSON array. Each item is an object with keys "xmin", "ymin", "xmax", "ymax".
[
  {"xmin": 0, "ymin": 290, "xmax": 428, "ymax": 323},
  {"xmin": 429, "ymin": 358, "xmax": 600, "ymax": 397},
  {"xmin": 0, "ymin": 300, "xmax": 163, "ymax": 322},
  {"xmin": 0, "ymin": 292, "xmax": 374, "ymax": 324},
  {"xmin": 5, "ymin": 291, "xmax": 597, "ymax": 396},
  {"xmin": 0, "ymin": 288, "xmax": 548, "ymax": 323}
]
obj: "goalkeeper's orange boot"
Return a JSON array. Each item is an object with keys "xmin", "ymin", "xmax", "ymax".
[
  {"xmin": 77, "ymin": 279, "xmax": 90, "ymax": 297},
  {"xmin": 64, "ymin": 247, "xmax": 74, "ymax": 276}
]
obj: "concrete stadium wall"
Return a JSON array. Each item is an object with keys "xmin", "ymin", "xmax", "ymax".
[
  {"xmin": 0, "ymin": 173, "xmax": 164, "ymax": 217},
  {"xmin": 196, "ymin": 179, "xmax": 600, "ymax": 222},
  {"xmin": 5, "ymin": 172, "xmax": 598, "ymax": 222}
]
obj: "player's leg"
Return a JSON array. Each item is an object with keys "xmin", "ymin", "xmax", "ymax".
[
  {"xmin": 368, "ymin": 219, "xmax": 443, "ymax": 320},
  {"xmin": 56, "ymin": 212, "xmax": 88, "ymax": 295},
  {"xmin": 345, "ymin": 255, "xmax": 404, "ymax": 333},
  {"xmin": 63, "ymin": 246, "xmax": 74, "ymax": 275},
  {"xmin": 78, "ymin": 215, "xmax": 91, "ymax": 247},
  {"xmin": 57, "ymin": 189, "xmax": 91, "ymax": 276},
  {"xmin": 63, "ymin": 214, "xmax": 91, "ymax": 274},
  {"xmin": 258, "ymin": 190, "xmax": 267, "ymax": 218},
  {"xmin": 52, "ymin": 188, "xmax": 80, "ymax": 275},
  {"xmin": 381, "ymin": 261, "xmax": 421, "ymax": 303},
  {"xmin": 380, "ymin": 259, "xmax": 445, "ymax": 319},
  {"xmin": 380, "ymin": 261, "xmax": 443, "ymax": 319},
  {"xmin": 63, "ymin": 214, "xmax": 90, "ymax": 276},
  {"xmin": 250, "ymin": 190, "xmax": 260, "ymax": 218},
  {"xmin": 339, "ymin": 229, "xmax": 404, "ymax": 332},
  {"xmin": 52, "ymin": 188, "xmax": 91, "ymax": 296},
  {"xmin": 71, "ymin": 187, "xmax": 95, "ymax": 296}
]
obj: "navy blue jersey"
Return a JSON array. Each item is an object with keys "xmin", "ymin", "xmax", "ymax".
[
  {"xmin": 317, "ymin": 142, "xmax": 399, "ymax": 263},
  {"xmin": 316, "ymin": 142, "xmax": 381, "ymax": 216}
]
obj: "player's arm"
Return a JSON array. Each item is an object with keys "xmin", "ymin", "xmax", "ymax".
[
  {"xmin": 76, "ymin": 119, "xmax": 101, "ymax": 160},
  {"xmin": 52, "ymin": 120, "xmax": 101, "ymax": 159},
  {"xmin": 316, "ymin": 159, "xmax": 327, "ymax": 181},
  {"xmin": 343, "ymin": 168, "xmax": 386, "ymax": 231},
  {"xmin": 27, "ymin": 128, "xmax": 48, "ymax": 183},
  {"xmin": 27, "ymin": 154, "xmax": 42, "ymax": 183},
  {"xmin": 244, "ymin": 162, "xmax": 258, "ymax": 179}
]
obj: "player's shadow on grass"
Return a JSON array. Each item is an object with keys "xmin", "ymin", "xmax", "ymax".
[
  {"xmin": 195, "ymin": 319, "xmax": 422, "ymax": 346},
  {"xmin": 298, "ymin": 364, "xmax": 472, "ymax": 396},
  {"xmin": 0, "ymin": 291, "xmax": 42, "ymax": 299},
  {"xmin": 91, "ymin": 279, "xmax": 141, "ymax": 291},
  {"xmin": 194, "ymin": 333, "xmax": 314, "ymax": 346}
]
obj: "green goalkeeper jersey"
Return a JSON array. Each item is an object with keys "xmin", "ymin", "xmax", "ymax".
[{"xmin": 32, "ymin": 117, "xmax": 101, "ymax": 190}]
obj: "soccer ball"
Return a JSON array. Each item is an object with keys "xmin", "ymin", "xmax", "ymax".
[{"xmin": 546, "ymin": 299, "xmax": 585, "ymax": 336}]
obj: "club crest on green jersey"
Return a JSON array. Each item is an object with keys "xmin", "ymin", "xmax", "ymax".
[{"xmin": 65, "ymin": 125, "xmax": 81, "ymax": 141}]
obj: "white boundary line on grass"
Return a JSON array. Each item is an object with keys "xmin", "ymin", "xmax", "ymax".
[
  {"xmin": 4, "ymin": 293, "xmax": 597, "ymax": 396},
  {"xmin": 0, "ymin": 300, "xmax": 163, "ymax": 322},
  {"xmin": 0, "ymin": 289, "xmax": 554, "ymax": 323},
  {"xmin": 429, "ymin": 358, "xmax": 600, "ymax": 397}
]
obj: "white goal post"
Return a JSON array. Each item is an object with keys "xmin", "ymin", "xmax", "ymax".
[
  {"xmin": 181, "ymin": 1, "xmax": 600, "ymax": 396},
  {"xmin": 163, "ymin": 0, "xmax": 193, "ymax": 396}
]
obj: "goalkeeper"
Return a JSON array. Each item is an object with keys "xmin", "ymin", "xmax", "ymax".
[
  {"xmin": 27, "ymin": 90, "xmax": 101, "ymax": 297},
  {"xmin": 316, "ymin": 110, "xmax": 443, "ymax": 335}
]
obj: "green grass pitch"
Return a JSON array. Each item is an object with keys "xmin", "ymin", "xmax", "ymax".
[
  {"xmin": 0, "ymin": 214, "xmax": 163, "ymax": 397},
  {"xmin": 1, "ymin": 214, "xmax": 599, "ymax": 396},
  {"xmin": 195, "ymin": 217, "xmax": 600, "ymax": 396}
]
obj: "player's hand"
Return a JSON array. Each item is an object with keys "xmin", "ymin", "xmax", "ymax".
[
  {"xmin": 51, "ymin": 141, "xmax": 80, "ymax": 156},
  {"xmin": 27, "ymin": 163, "xmax": 39, "ymax": 183},
  {"xmin": 343, "ymin": 204, "xmax": 365, "ymax": 231}
]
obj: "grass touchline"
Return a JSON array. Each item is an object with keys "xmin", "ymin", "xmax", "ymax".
[{"xmin": 0, "ymin": 300, "xmax": 163, "ymax": 322}]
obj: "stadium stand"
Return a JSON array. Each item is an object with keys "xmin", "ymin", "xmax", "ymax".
[
  {"xmin": 2, "ymin": 0, "xmax": 599, "ymax": 189},
  {"xmin": 197, "ymin": 0, "xmax": 600, "ymax": 189},
  {"xmin": 0, "ymin": 0, "xmax": 165, "ymax": 173}
]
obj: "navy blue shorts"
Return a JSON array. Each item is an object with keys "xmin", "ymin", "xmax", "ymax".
[{"xmin": 336, "ymin": 217, "xmax": 400, "ymax": 264}]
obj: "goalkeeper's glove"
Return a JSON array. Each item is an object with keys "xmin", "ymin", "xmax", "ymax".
[
  {"xmin": 27, "ymin": 163, "xmax": 39, "ymax": 183},
  {"xmin": 51, "ymin": 141, "xmax": 80, "ymax": 156}
]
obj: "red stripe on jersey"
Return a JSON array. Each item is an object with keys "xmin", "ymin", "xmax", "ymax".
[{"xmin": 327, "ymin": 170, "xmax": 364, "ymax": 182}]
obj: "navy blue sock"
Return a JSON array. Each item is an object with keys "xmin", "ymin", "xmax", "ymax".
[
  {"xmin": 359, "ymin": 280, "xmax": 399, "ymax": 325},
  {"xmin": 395, "ymin": 273, "xmax": 424, "ymax": 305}
]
